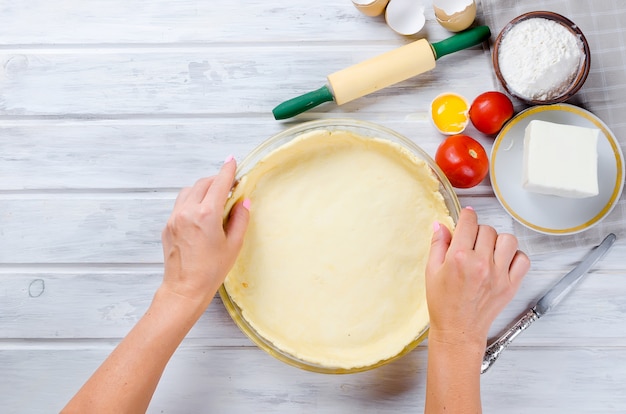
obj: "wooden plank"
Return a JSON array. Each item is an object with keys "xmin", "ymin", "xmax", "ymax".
[
  {"xmin": 0, "ymin": 195, "xmax": 170, "ymax": 264},
  {"xmin": 0, "ymin": 120, "xmax": 270, "ymax": 191},
  {"xmin": 0, "ymin": 270, "xmax": 247, "ymax": 343},
  {"xmin": 2, "ymin": 346, "xmax": 626, "ymax": 413},
  {"xmin": 0, "ymin": 1, "xmax": 453, "ymax": 45},
  {"xmin": 0, "ymin": 196, "xmax": 506, "ymax": 264},
  {"xmin": 3, "ymin": 194, "xmax": 623, "ymax": 265},
  {"xmin": 0, "ymin": 119, "xmax": 496, "ymax": 191},
  {"xmin": 0, "ymin": 47, "xmax": 492, "ymax": 117},
  {"xmin": 2, "ymin": 264, "xmax": 625, "ymax": 345}
]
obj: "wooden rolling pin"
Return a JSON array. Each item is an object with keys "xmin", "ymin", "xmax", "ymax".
[{"xmin": 272, "ymin": 25, "xmax": 490, "ymax": 120}]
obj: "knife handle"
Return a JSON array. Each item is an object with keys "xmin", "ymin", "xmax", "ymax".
[{"xmin": 481, "ymin": 308, "xmax": 539, "ymax": 374}]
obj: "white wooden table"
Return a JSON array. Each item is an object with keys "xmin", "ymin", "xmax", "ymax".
[{"xmin": 2, "ymin": 1, "xmax": 626, "ymax": 413}]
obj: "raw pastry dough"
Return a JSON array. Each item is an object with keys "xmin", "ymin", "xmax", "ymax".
[{"xmin": 224, "ymin": 129, "xmax": 454, "ymax": 369}]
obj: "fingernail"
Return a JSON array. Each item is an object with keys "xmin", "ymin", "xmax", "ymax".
[
  {"xmin": 224, "ymin": 154, "xmax": 234, "ymax": 164},
  {"xmin": 465, "ymin": 206, "xmax": 474, "ymax": 211},
  {"xmin": 432, "ymin": 221, "xmax": 441, "ymax": 233},
  {"xmin": 242, "ymin": 198, "xmax": 251, "ymax": 211}
]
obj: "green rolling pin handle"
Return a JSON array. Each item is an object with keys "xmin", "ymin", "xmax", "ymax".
[
  {"xmin": 272, "ymin": 85, "xmax": 335, "ymax": 120},
  {"xmin": 272, "ymin": 26, "xmax": 491, "ymax": 120},
  {"xmin": 431, "ymin": 25, "xmax": 491, "ymax": 60}
]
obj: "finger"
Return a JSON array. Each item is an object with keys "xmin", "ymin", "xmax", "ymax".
[
  {"xmin": 449, "ymin": 207, "xmax": 479, "ymax": 252},
  {"xmin": 225, "ymin": 199, "xmax": 250, "ymax": 251},
  {"xmin": 427, "ymin": 221, "xmax": 453, "ymax": 272},
  {"xmin": 204, "ymin": 157, "xmax": 237, "ymax": 208},
  {"xmin": 185, "ymin": 177, "xmax": 216, "ymax": 204},
  {"xmin": 474, "ymin": 224, "xmax": 498, "ymax": 257},
  {"xmin": 494, "ymin": 233, "xmax": 519, "ymax": 267},
  {"xmin": 509, "ymin": 250, "xmax": 530, "ymax": 287},
  {"xmin": 173, "ymin": 187, "xmax": 193, "ymax": 210}
]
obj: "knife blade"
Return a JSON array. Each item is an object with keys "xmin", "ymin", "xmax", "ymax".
[{"xmin": 481, "ymin": 233, "xmax": 617, "ymax": 374}]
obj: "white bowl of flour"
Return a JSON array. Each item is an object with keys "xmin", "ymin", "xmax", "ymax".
[{"xmin": 492, "ymin": 11, "xmax": 590, "ymax": 105}]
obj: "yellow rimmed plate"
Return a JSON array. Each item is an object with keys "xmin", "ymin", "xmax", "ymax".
[{"xmin": 490, "ymin": 104, "xmax": 624, "ymax": 235}]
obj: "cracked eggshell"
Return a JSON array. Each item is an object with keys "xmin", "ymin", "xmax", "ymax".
[
  {"xmin": 385, "ymin": 0, "xmax": 426, "ymax": 36},
  {"xmin": 433, "ymin": 0, "xmax": 476, "ymax": 32},
  {"xmin": 352, "ymin": 0, "xmax": 390, "ymax": 17}
]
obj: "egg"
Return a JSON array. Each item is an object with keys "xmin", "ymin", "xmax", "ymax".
[
  {"xmin": 351, "ymin": 0, "xmax": 390, "ymax": 17},
  {"xmin": 385, "ymin": 0, "xmax": 426, "ymax": 36},
  {"xmin": 433, "ymin": 0, "xmax": 476, "ymax": 32},
  {"xmin": 430, "ymin": 93, "xmax": 469, "ymax": 135}
]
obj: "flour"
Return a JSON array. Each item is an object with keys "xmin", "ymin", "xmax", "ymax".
[{"xmin": 498, "ymin": 17, "xmax": 583, "ymax": 101}]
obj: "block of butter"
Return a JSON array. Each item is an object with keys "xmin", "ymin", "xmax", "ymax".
[{"xmin": 522, "ymin": 120, "xmax": 600, "ymax": 198}]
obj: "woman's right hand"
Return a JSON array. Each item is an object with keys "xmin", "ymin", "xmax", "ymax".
[{"xmin": 425, "ymin": 207, "xmax": 530, "ymax": 347}]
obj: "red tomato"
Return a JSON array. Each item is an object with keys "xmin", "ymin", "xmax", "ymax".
[
  {"xmin": 469, "ymin": 91, "xmax": 514, "ymax": 135},
  {"xmin": 435, "ymin": 134, "xmax": 489, "ymax": 189}
]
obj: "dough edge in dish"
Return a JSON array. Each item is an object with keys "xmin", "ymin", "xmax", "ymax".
[{"xmin": 224, "ymin": 128, "xmax": 454, "ymax": 369}]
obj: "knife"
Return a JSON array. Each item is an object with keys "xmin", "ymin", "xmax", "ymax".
[
  {"xmin": 272, "ymin": 25, "xmax": 491, "ymax": 120},
  {"xmin": 481, "ymin": 233, "xmax": 617, "ymax": 374}
]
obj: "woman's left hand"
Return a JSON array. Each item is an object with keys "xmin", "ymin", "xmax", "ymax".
[{"xmin": 160, "ymin": 157, "xmax": 250, "ymax": 309}]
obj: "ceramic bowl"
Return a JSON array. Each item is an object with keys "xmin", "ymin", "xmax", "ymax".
[{"xmin": 492, "ymin": 11, "xmax": 591, "ymax": 105}]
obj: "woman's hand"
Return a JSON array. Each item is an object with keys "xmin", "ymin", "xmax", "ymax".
[
  {"xmin": 424, "ymin": 207, "xmax": 530, "ymax": 414},
  {"xmin": 426, "ymin": 207, "xmax": 530, "ymax": 347},
  {"xmin": 160, "ymin": 156, "xmax": 250, "ymax": 309},
  {"xmin": 63, "ymin": 158, "xmax": 250, "ymax": 414}
]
